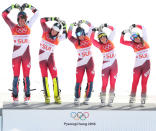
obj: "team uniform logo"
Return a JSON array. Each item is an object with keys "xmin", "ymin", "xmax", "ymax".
[
  {"xmin": 135, "ymin": 44, "xmax": 144, "ymax": 49},
  {"xmin": 16, "ymin": 27, "xmax": 28, "ymax": 34},
  {"xmin": 102, "ymin": 43, "xmax": 112, "ymax": 50},
  {"xmin": 79, "ymin": 41, "xmax": 89, "ymax": 47}
]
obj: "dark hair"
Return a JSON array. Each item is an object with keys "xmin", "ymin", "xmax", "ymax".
[
  {"xmin": 17, "ymin": 11, "xmax": 27, "ymax": 22},
  {"xmin": 99, "ymin": 36, "xmax": 108, "ymax": 44},
  {"xmin": 133, "ymin": 35, "xmax": 144, "ymax": 45}
]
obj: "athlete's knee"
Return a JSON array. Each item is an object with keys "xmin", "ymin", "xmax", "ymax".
[
  {"xmin": 41, "ymin": 69, "xmax": 48, "ymax": 77},
  {"xmin": 102, "ymin": 79, "xmax": 107, "ymax": 92},
  {"xmin": 76, "ymin": 71, "xmax": 83, "ymax": 83},
  {"xmin": 50, "ymin": 67, "xmax": 58, "ymax": 78},
  {"xmin": 23, "ymin": 69, "xmax": 30, "ymax": 78},
  {"xmin": 87, "ymin": 70, "xmax": 95, "ymax": 82},
  {"xmin": 13, "ymin": 67, "xmax": 20, "ymax": 76}
]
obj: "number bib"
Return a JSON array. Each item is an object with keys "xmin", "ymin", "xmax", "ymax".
[
  {"xmin": 136, "ymin": 49, "xmax": 149, "ymax": 59},
  {"xmin": 77, "ymin": 47, "xmax": 92, "ymax": 58},
  {"xmin": 135, "ymin": 49, "xmax": 150, "ymax": 67},
  {"xmin": 40, "ymin": 39, "xmax": 56, "ymax": 52},
  {"xmin": 102, "ymin": 49, "xmax": 116, "ymax": 61},
  {"xmin": 13, "ymin": 35, "xmax": 30, "ymax": 46}
]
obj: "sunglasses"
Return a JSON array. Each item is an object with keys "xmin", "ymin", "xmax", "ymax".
[
  {"xmin": 76, "ymin": 31, "xmax": 84, "ymax": 37},
  {"xmin": 130, "ymin": 34, "xmax": 139, "ymax": 41}
]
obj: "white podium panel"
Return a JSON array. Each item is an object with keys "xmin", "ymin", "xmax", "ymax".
[
  {"xmin": 0, "ymin": 116, "xmax": 1, "ymax": 131},
  {"xmin": 2, "ymin": 109, "xmax": 156, "ymax": 131}
]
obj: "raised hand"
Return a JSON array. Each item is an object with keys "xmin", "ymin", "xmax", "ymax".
[
  {"xmin": 54, "ymin": 17, "xmax": 60, "ymax": 22},
  {"xmin": 14, "ymin": 3, "xmax": 20, "ymax": 10},
  {"xmin": 60, "ymin": 20, "xmax": 66, "ymax": 26},
  {"xmin": 104, "ymin": 23, "xmax": 108, "ymax": 27},
  {"xmin": 92, "ymin": 27, "xmax": 99, "ymax": 32},
  {"xmin": 21, "ymin": 3, "xmax": 29, "ymax": 10},
  {"xmin": 72, "ymin": 22, "xmax": 77, "ymax": 26},
  {"xmin": 122, "ymin": 29, "xmax": 129, "ymax": 35}
]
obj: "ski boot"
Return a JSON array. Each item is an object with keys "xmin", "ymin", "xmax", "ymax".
[
  {"xmin": 54, "ymin": 95, "xmax": 61, "ymax": 104},
  {"xmin": 24, "ymin": 97, "xmax": 30, "ymax": 105},
  {"xmin": 141, "ymin": 97, "xmax": 146, "ymax": 107},
  {"xmin": 42, "ymin": 77, "xmax": 51, "ymax": 104},
  {"xmin": 74, "ymin": 98, "xmax": 80, "ymax": 106},
  {"xmin": 100, "ymin": 92, "xmax": 106, "ymax": 107},
  {"xmin": 13, "ymin": 96, "xmax": 19, "ymax": 105},
  {"xmin": 108, "ymin": 92, "xmax": 115, "ymax": 107},
  {"xmin": 45, "ymin": 96, "xmax": 50, "ymax": 104},
  {"xmin": 83, "ymin": 97, "xmax": 90, "ymax": 105},
  {"xmin": 53, "ymin": 77, "xmax": 61, "ymax": 104},
  {"xmin": 129, "ymin": 96, "xmax": 136, "ymax": 106}
]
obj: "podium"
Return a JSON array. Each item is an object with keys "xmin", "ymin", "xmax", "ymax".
[{"xmin": 2, "ymin": 102, "xmax": 156, "ymax": 131}]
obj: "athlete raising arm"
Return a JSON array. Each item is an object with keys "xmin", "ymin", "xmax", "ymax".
[
  {"xmin": 2, "ymin": 3, "xmax": 39, "ymax": 104},
  {"xmin": 91, "ymin": 23, "xmax": 118, "ymax": 107},
  {"xmin": 120, "ymin": 24, "xmax": 150, "ymax": 106},
  {"xmin": 68, "ymin": 20, "xmax": 94, "ymax": 105},
  {"xmin": 39, "ymin": 17, "xmax": 67, "ymax": 104}
]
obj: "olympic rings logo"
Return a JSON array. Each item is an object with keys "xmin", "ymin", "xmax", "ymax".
[
  {"xmin": 80, "ymin": 40, "xmax": 90, "ymax": 47},
  {"xmin": 135, "ymin": 44, "xmax": 144, "ymax": 49},
  {"xmin": 103, "ymin": 43, "xmax": 112, "ymax": 50},
  {"xmin": 16, "ymin": 27, "xmax": 28, "ymax": 33},
  {"xmin": 70, "ymin": 112, "xmax": 89, "ymax": 120}
]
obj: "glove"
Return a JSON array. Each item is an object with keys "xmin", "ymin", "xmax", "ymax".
[
  {"xmin": 122, "ymin": 31, "xmax": 125, "ymax": 35},
  {"xmin": 22, "ymin": 3, "xmax": 29, "ymax": 9},
  {"xmin": 54, "ymin": 17, "xmax": 59, "ymax": 22},
  {"xmin": 132, "ymin": 24, "xmax": 136, "ymax": 27},
  {"xmin": 122, "ymin": 29, "xmax": 129, "ymax": 35},
  {"xmin": 78, "ymin": 20, "xmax": 85, "ymax": 24},
  {"xmin": 14, "ymin": 3, "xmax": 20, "ymax": 9},
  {"xmin": 104, "ymin": 23, "xmax": 108, "ymax": 27},
  {"xmin": 61, "ymin": 20, "xmax": 66, "ymax": 27},
  {"xmin": 72, "ymin": 22, "xmax": 77, "ymax": 26},
  {"xmin": 45, "ymin": 17, "xmax": 51, "ymax": 21},
  {"xmin": 92, "ymin": 27, "xmax": 99, "ymax": 32}
]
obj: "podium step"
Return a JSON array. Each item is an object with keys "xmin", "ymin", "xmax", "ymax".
[{"xmin": 3, "ymin": 102, "xmax": 156, "ymax": 110}]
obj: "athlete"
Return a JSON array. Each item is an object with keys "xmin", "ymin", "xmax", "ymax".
[
  {"xmin": 2, "ymin": 3, "xmax": 39, "ymax": 104},
  {"xmin": 39, "ymin": 17, "xmax": 67, "ymax": 104},
  {"xmin": 91, "ymin": 23, "xmax": 118, "ymax": 106},
  {"xmin": 120, "ymin": 24, "xmax": 150, "ymax": 106},
  {"xmin": 68, "ymin": 20, "xmax": 94, "ymax": 105}
]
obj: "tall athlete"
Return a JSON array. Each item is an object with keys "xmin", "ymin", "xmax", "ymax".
[
  {"xmin": 2, "ymin": 3, "xmax": 39, "ymax": 104},
  {"xmin": 120, "ymin": 24, "xmax": 150, "ymax": 106}
]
